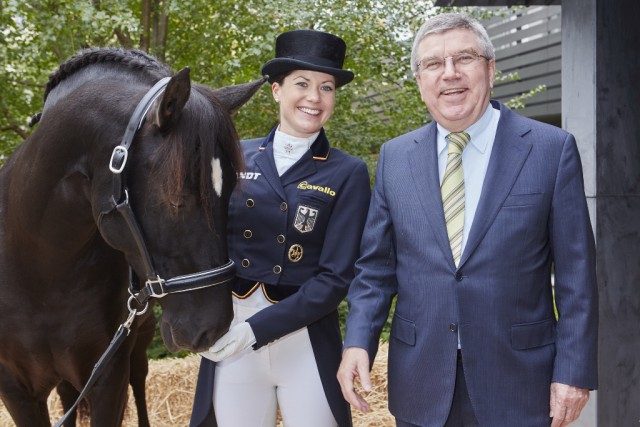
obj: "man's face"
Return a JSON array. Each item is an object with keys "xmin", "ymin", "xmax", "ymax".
[{"xmin": 415, "ymin": 28, "xmax": 495, "ymax": 132}]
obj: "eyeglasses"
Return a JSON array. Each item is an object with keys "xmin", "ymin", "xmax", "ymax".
[{"xmin": 417, "ymin": 51, "xmax": 489, "ymax": 74}]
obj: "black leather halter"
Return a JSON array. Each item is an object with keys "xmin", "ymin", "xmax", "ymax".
[
  {"xmin": 55, "ymin": 78, "xmax": 235, "ymax": 427},
  {"xmin": 99, "ymin": 76, "xmax": 235, "ymax": 308}
]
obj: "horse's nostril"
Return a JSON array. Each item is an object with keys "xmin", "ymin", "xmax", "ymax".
[
  {"xmin": 159, "ymin": 316, "xmax": 228, "ymax": 353},
  {"xmin": 159, "ymin": 320, "xmax": 180, "ymax": 353}
]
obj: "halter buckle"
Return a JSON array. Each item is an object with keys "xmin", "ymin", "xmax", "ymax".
[
  {"xmin": 145, "ymin": 276, "xmax": 168, "ymax": 298},
  {"xmin": 109, "ymin": 146, "xmax": 129, "ymax": 173}
]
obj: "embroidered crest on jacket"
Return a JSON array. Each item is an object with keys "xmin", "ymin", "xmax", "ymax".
[{"xmin": 294, "ymin": 205, "xmax": 318, "ymax": 233}]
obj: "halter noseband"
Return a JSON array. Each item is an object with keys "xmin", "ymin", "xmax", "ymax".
[{"xmin": 99, "ymin": 77, "xmax": 235, "ymax": 307}]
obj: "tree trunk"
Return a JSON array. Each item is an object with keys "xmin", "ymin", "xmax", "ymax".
[
  {"xmin": 140, "ymin": 0, "xmax": 151, "ymax": 52},
  {"xmin": 152, "ymin": 0, "xmax": 168, "ymax": 62}
]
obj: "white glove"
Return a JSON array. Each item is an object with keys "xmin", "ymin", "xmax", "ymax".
[{"xmin": 200, "ymin": 322, "xmax": 256, "ymax": 362}]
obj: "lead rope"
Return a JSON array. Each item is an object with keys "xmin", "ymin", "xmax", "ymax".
[
  {"xmin": 54, "ymin": 79, "xmax": 168, "ymax": 426},
  {"xmin": 53, "ymin": 298, "xmax": 146, "ymax": 427}
]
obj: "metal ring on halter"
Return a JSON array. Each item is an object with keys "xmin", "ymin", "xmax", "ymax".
[
  {"xmin": 114, "ymin": 188, "xmax": 130, "ymax": 207},
  {"xmin": 127, "ymin": 295, "xmax": 149, "ymax": 316}
]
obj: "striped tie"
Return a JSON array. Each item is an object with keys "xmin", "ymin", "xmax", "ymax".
[{"xmin": 441, "ymin": 131, "xmax": 470, "ymax": 267}]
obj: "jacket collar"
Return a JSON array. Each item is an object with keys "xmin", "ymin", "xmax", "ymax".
[{"xmin": 259, "ymin": 126, "xmax": 330, "ymax": 161}]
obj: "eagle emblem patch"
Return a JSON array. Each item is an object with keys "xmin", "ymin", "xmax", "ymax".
[{"xmin": 293, "ymin": 204, "xmax": 318, "ymax": 233}]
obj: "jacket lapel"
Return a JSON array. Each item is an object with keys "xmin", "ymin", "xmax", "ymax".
[
  {"xmin": 459, "ymin": 105, "xmax": 533, "ymax": 267},
  {"xmin": 254, "ymin": 134, "xmax": 287, "ymax": 201},
  {"xmin": 280, "ymin": 151, "xmax": 318, "ymax": 187},
  {"xmin": 408, "ymin": 123, "xmax": 455, "ymax": 267}
]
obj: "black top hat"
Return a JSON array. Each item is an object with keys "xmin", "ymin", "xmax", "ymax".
[{"xmin": 261, "ymin": 30, "xmax": 354, "ymax": 88}]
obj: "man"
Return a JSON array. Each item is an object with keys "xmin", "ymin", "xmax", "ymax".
[{"xmin": 337, "ymin": 12, "xmax": 598, "ymax": 427}]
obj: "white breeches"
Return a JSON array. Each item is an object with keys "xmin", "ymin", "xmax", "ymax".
[{"xmin": 212, "ymin": 291, "xmax": 337, "ymax": 427}]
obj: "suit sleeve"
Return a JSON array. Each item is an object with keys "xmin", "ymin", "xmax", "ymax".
[
  {"xmin": 343, "ymin": 143, "xmax": 399, "ymax": 361},
  {"xmin": 549, "ymin": 134, "xmax": 598, "ymax": 389},
  {"xmin": 247, "ymin": 160, "xmax": 371, "ymax": 348}
]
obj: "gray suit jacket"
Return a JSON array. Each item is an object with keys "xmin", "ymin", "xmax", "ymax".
[{"xmin": 344, "ymin": 101, "xmax": 598, "ymax": 427}]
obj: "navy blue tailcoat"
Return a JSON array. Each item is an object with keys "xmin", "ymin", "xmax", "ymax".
[{"xmin": 191, "ymin": 127, "xmax": 370, "ymax": 427}]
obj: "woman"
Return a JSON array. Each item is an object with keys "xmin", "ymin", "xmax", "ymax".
[{"xmin": 190, "ymin": 29, "xmax": 370, "ymax": 427}]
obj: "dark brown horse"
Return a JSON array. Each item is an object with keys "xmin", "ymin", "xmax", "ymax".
[{"xmin": 0, "ymin": 48, "xmax": 263, "ymax": 426}]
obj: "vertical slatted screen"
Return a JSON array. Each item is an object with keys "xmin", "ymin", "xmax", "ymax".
[{"xmin": 484, "ymin": 6, "xmax": 562, "ymax": 122}]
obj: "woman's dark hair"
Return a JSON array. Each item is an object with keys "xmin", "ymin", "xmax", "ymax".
[{"xmin": 270, "ymin": 70, "xmax": 293, "ymax": 85}]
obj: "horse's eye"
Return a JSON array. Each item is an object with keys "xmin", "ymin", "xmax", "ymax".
[{"xmin": 169, "ymin": 197, "xmax": 185, "ymax": 209}]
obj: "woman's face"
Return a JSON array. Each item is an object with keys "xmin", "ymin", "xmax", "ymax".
[{"xmin": 272, "ymin": 69, "xmax": 336, "ymax": 138}]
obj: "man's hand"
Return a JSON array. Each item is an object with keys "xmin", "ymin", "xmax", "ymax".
[
  {"xmin": 199, "ymin": 322, "xmax": 256, "ymax": 362},
  {"xmin": 337, "ymin": 347, "xmax": 372, "ymax": 413},
  {"xmin": 550, "ymin": 382, "xmax": 590, "ymax": 427}
]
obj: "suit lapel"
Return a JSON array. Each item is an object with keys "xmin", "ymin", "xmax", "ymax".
[
  {"xmin": 280, "ymin": 151, "xmax": 317, "ymax": 187},
  {"xmin": 459, "ymin": 106, "xmax": 533, "ymax": 267},
  {"xmin": 254, "ymin": 142, "xmax": 287, "ymax": 200},
  {"xmin": 408, "ymin": 123, "xmax": 455, "ymax": 267}
]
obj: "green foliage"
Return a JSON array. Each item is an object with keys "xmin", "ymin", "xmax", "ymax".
[
  {"xmin": 0, "ymin": 0, "xmax": 141, "ymax": 160},
  {"xmin": 505, "ymin": 84, "xmax": 547, "ymax": 111},
  {"xmin": 0, "ymin": 0, "xmax": 505, "ymax": 167},
  {"xmin": 157, "ymin": 0, "xmax": 447, "ymax": 160}
]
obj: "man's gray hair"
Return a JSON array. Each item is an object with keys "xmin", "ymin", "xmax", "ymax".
[{"xmin": 411, "ymin": 12, "xmax": 495, "ymax": 75}]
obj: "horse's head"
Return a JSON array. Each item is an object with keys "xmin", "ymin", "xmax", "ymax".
[{"xmin": 95, "ymin": 66, "xmax": 265, "ymax": 352}]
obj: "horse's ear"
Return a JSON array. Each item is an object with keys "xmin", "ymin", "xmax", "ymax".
[
  {"xmin": 212, "ymin": 76, "xmax": 268, "ymax": 114},
  {"xmin": 156, "ymin": 67, "xmax": 191, "ymax": 131}
]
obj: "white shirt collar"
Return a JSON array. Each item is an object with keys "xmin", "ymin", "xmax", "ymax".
[
  {"xmin": 437, "ymin": 103, "xmax": 496, "ymax": 156},
  {"xmin": 273, "ymin": 128, "xmax": 320, "ymax": 176}
]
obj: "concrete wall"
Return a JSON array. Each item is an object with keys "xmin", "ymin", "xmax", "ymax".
[{"xmin": 563, "ymin": 0, "xmax": 640, "ymax": 425}]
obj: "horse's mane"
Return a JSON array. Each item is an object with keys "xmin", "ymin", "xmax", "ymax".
[
  {"xmin": 44, "ymin": 47, "xmax": 171, "ymax": 102},
  {"xmin": 41, "ymin": 47, "xmax": 243, "ymax": 227}
]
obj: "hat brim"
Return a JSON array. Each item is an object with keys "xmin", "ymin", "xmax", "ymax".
[{"xmin": 262, "ymin": 58, "xmax": 354, "ymax": 88}]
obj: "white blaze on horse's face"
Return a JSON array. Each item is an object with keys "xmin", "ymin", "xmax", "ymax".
[{"xmin": 211, "ymin": 157, "xmax": 223, "ymax": 197}]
